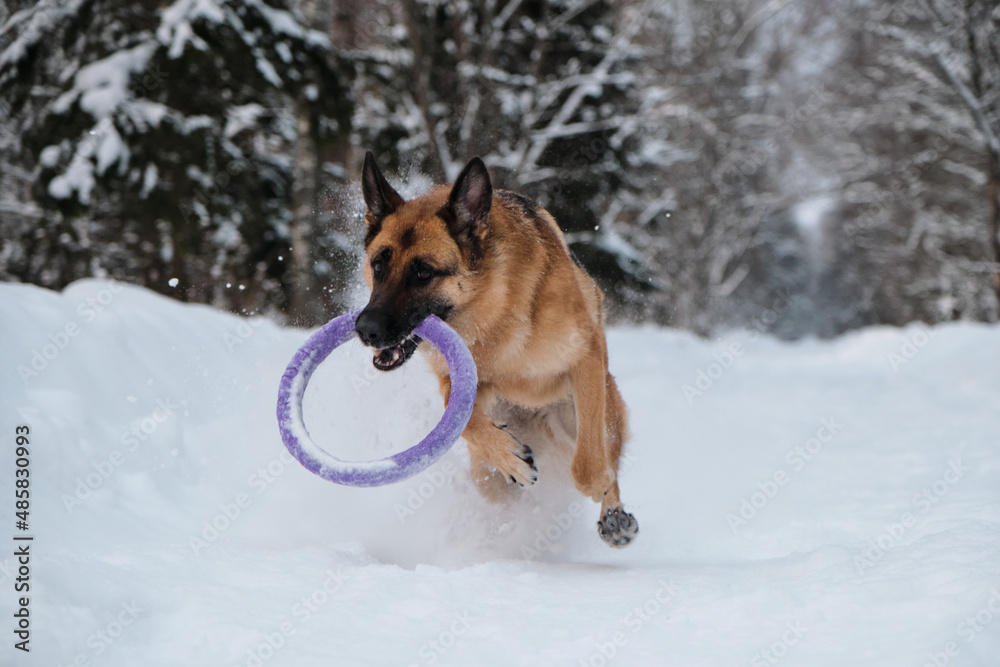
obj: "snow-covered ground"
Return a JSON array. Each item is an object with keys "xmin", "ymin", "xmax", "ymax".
[{"xmin": 2, "ymin": 279, "xmax": 999, "ymax": 667}]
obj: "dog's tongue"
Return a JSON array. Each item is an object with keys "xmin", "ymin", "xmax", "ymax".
[
  {"xmin": 372, "ymin": 336, "xmax": 421, "ymax": 371},
  {"xmin": 374, "ymin": 345, "xmax": 405, "ymax": 370}
]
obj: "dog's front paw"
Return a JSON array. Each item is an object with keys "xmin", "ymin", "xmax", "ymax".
[
  {"xmin": 491, "ymin": 424, "xmax": 538, "ymax": 487},
  {"xmin": 597, "ymin": 506, "xmax": 639, "ymax": 548}
]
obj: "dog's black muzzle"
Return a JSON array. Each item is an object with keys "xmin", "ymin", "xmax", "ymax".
[{"xmin": 355, "ymin": 307, "xmax": 422, "ymax": 372}]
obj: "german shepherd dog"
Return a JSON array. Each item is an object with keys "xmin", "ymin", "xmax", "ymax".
[{"xmin": 355, "ymin": 152, "xmax": 638, "ymax": 547}]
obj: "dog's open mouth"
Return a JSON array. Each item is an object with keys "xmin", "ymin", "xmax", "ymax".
[{"xmin": 372, "ymin": 335, "xmax": 421, "ymax": 371}]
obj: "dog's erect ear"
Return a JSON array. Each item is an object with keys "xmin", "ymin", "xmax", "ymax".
[
  {"xmin": 443, "ymin": 157, "xmax": 492, "ymax": 244},
  {"xmin": 362, "ymin": 151, "xmax": 405, "ymax": 222}
]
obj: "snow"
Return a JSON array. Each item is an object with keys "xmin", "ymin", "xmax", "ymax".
[
  {"xmin": 38, "ymin": 145, "xmax": 62, "ymax": 168},
  {"xmin": 246, "ymin": 0, "xmax": 305, "ymax": 40},
  {"xmin": 140, "ymin": 162, "xmax": 159, "ymax": 199},
  {"xmin": 129, "ymin": 100, "xmax": 171, "ymax": 129},
  {"xmin": 2, "ymin": 279, "xmax": 999, "ymax": 666},
  {"xmin": 793, "ymin": 196, "xmax": 834, "ymax": 236},
  {"xmin": 155, "ymin": 0, "xmax": 328, "ymax": 68},
  {"xmin": 254, "ymin": 51, "xmax": 283, "ymax": 88},
  {"xmin": 792, "ymin": 195, "xmax": 836, "ymax": 271},
  {"xmin": 275, "ymin": 41, "xmax": 293, "ymax": 64},
  {"xmin": 52, "ymin": 44, "xmax": 156, "ymax": 118},
  {"xmin": 225, "ymin": 103, "xmax": 267, "ymax": 139},
  {"xmin": 0, "ymin": 0, "xmax": 89, "ymax": 71},
  {"xmin": 47, "ymin": 150, "xmax": 96, "ymax": 204},
  {"xmin": 158, "ymin": 0, "xmax": 224, "ymax": 59},
  {"xmin": 43, "ymin": 42, "xmax": 158, "ymax": 203},
  {"xmin": 95, "ymin": 125, "xmax": 126, "ymax": 176}
]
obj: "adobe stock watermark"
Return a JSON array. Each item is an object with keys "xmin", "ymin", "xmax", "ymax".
[
  {"xmin": 17, "ymin": 280, "xmax": 126, "ymax": 384},
  {"xmin": 236, "ymin": 567, "xmax": 350, "ymax": 667},
  {"xmin": 727, "ymin": 417, "xmax": 845, "ymax": 533},
  {"xmin": 736, "ymin": 86, "xmax": 834, "ymax": 176},
  {"xmin": 55, "ymin": 600, "xmax": 144, "ymax": 667},
  {"xmin": 520, "ymin": 500, "xmax": 587, "ymax": 560},
  {"xmin": 843, "ymin": 131, "xmax": 955, "ymax": 244},
  {"xmin": 921, "ymin": 588, "xmax": 1000, "ymax": 667},
  {"xmin": 345, "ymin": 333, "xmax": 415, "ymax": 395},
  {"xmin": 349, "ymin": 361, "xmax": 389, "ymax": 395},
  {"xmin": 750, "ymin": 620, "xmax": 808, "ymax": 667},
  {"xmin": 521, "ymin": 451, "xmax": 640, "ymax": 560},
  {"xmin": 886, "ymin": 323, "xmax": 936, "ymax": 371},
  {"xmin": 394, "ymin": 460, "xmax": 459, "ymax": 524},
  {"xmin": 224, "ymin": 316, "xmax": 268, "ymax": 352},
  {"xmin": 683, "ymin": 289, "xmax": 792, "ymax": 404},
  {"xmin": 190, "ymin": 449, "xmax": 297, "ymax": 556},
  {"xmin": 62, "ymin": 397, "xmax": 182, "ymax": 513},
  {"xmin": 408, "ymin": 610, "xmax": 476, "ymax": 667},
  {"xmin": 854, "ymin": 457, "xmax": 968, "ymax": 574},
  {"xmin": 578, "ymin": 579, "xmax": 678, "ymax": 667}
]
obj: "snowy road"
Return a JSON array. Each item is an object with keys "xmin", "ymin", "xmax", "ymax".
[{"xmin": 2, "ymin": 279, "xmax": 999, "ymax": 667}]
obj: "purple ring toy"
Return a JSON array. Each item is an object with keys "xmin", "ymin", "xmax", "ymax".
[{"xmin": 276, "ymin": 310, "xmax": 477, "ymax": 487}]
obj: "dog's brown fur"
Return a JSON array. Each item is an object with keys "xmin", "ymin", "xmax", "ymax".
[{"xmin": 357, "ymin": 153, "xmax": 638, "ymax": 547}]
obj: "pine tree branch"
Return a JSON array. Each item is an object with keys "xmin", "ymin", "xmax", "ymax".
[
  {"xmin": 917, "ymin": 0, "xmax": 1000, "ymax": 156},
  {"xmin": 515, "ymin": 0, "xmax": 653, "ymax": 182}
]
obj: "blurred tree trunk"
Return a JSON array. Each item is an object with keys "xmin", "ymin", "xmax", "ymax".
[
  {"xmin": 960, "ymin": 0, "xmax": 1000, "ymax": 301},
  {"xmin": 987, "ymin": 150, "xmax": 1000, "ymax": 297},
  {"xmin": 926, "ymin": 0, "xmax": 1000, "ymax": 301},
  {"xmin": 400, "ymin": 0, "xmax": 448, "ymax": 181},
  {"xmin": 288, "ymin": 0, "xmax": 323, "ymax": 324},
  {"xmin": 289, "ymin": 103, "xmax": 319, "ymax": 323}
]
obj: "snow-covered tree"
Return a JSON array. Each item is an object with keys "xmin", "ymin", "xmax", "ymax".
[
  {"xmin": 822, "ymin": 0, "xmax": 1000, "ymax": 325},
  {"xmin": 907, "ymin": 0, "xmax": 1000, "ymax": 302},
  {"xmin": 337, "ymin": 0, "xmax": 657, "ymax": 312},
  {"xmin": 631, "ymin": 0, "xmax": 999, "ymax": 334},
  {"xmin": 612, "ymin": 0, "xmax": 807, "ymax": 331},
  {"xmin": 2, "ymin": 0, "xmax": 997, "ymax": 336},
  {"xmin": 0, "ymin": 0, "xmax": 352, "ymax": 323}
]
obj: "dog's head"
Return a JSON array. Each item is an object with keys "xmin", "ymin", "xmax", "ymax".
[{"xmin": 355, "ymin": 152, "xmax": 492, "ymax": 370}]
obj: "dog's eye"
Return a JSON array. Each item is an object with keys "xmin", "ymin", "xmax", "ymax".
[
  {"xmin": 372, "ymin": 259, "xmax": 384, "ymax": 277},
  {"xmin": 415, "ymin": 266, "xmax": 432, "ymax": 283}
]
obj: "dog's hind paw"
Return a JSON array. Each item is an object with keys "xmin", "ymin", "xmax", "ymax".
[{"xmin": 597, "ymin": 506, "xmax": 639, "ymax": 548}]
